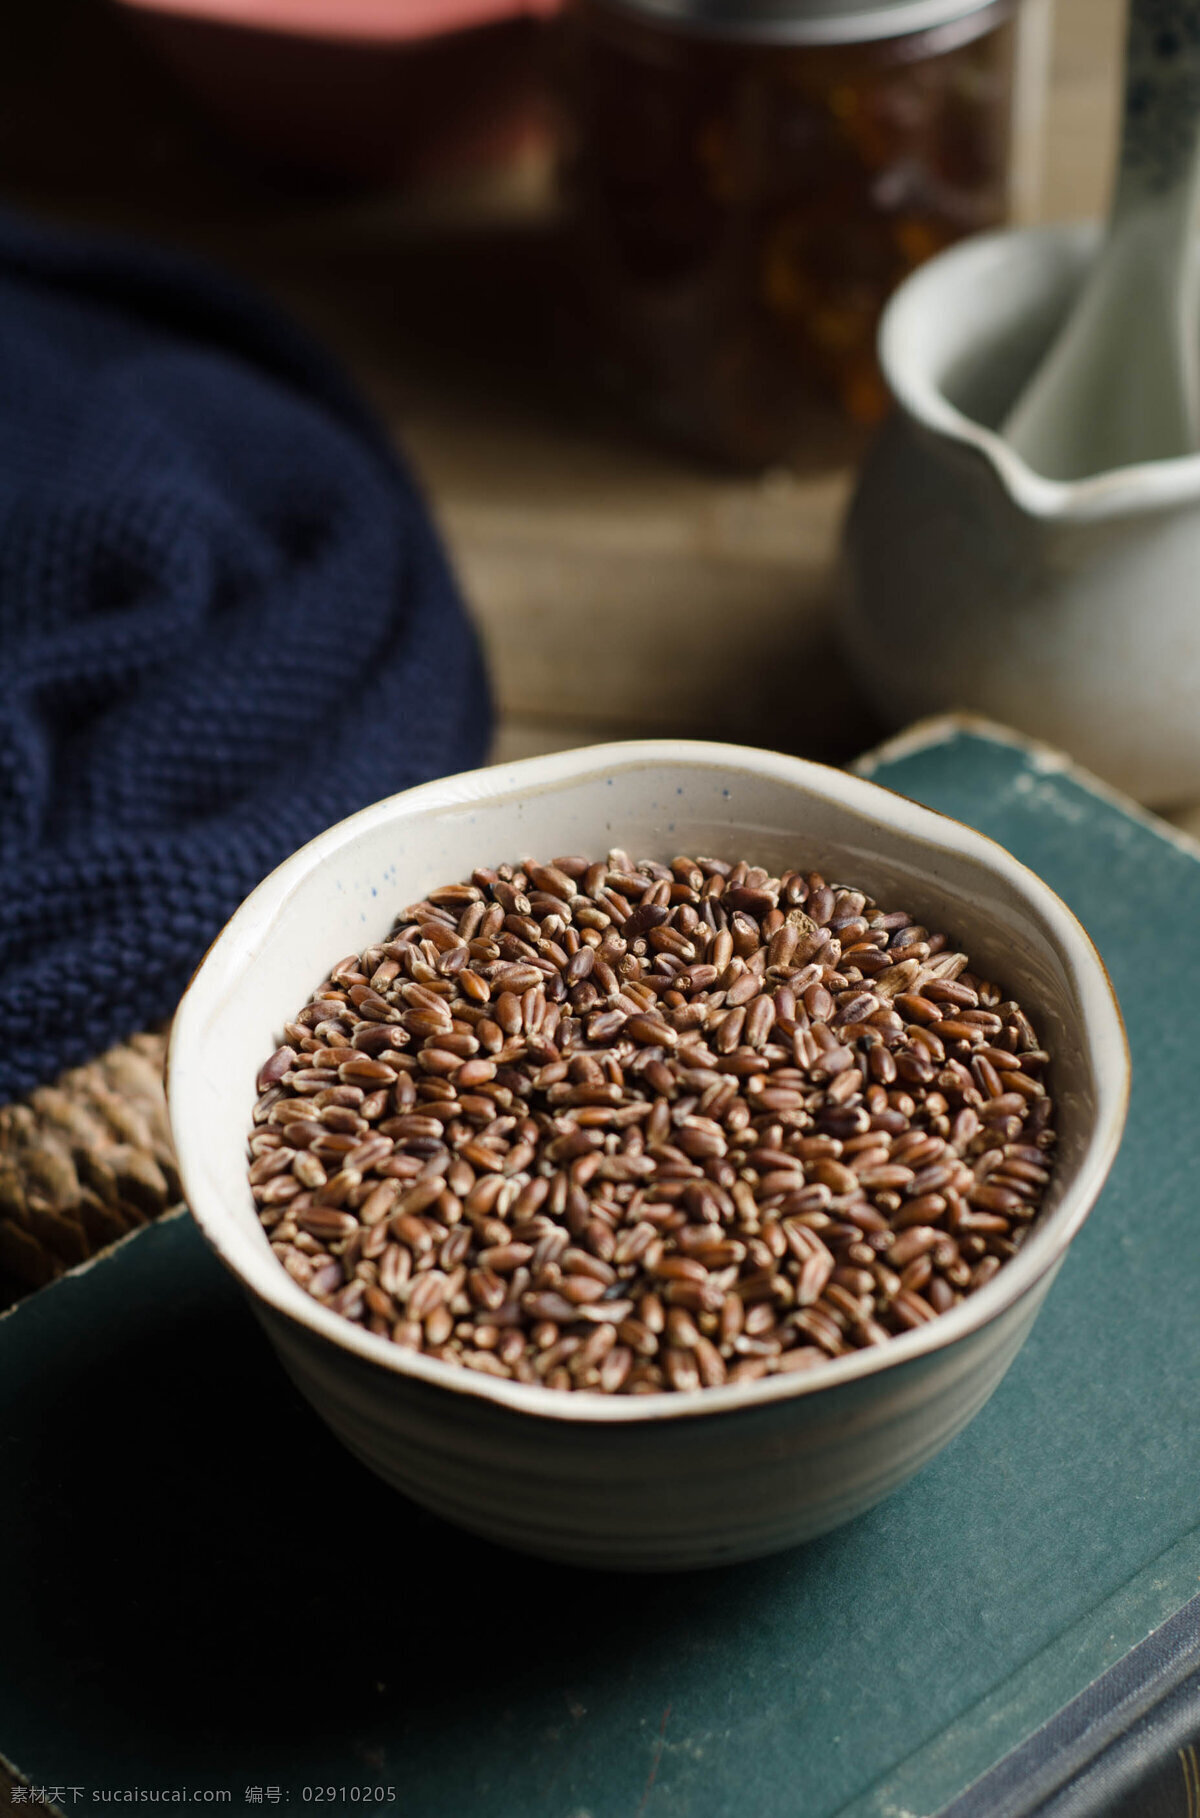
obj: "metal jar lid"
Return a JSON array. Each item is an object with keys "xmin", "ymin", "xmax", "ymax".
[{"xmin": 585, "ymin": 0, "xmax": 1012, "ymax": 45}]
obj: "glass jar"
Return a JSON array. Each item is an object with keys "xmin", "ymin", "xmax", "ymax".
[{"xmin": 563, "ymin": 0, "xmax": 1044, "ymax": 466}]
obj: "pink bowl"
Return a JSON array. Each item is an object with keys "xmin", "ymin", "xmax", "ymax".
[
  {"xmin": 112, "ymin": 0, "xmax": 563, "ymax": 183},
  {"xmin": 116, "ymin": 0, "xmax": 560, "ymax": 40}
]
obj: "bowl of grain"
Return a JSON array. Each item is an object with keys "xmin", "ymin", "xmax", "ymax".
[{"xmin": 167, "ymin": 740, "xmax": 1128, "ymax": 1571}]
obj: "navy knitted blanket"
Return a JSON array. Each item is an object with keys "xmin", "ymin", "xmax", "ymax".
[{"xmin": 0, "ymin": 215, "xmax": 491, "ymax": 1104}]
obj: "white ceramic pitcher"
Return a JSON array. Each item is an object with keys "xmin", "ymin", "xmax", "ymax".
[{"xmin": 841, "ymin": 221, "xmax": 1200, "ymax": 807}]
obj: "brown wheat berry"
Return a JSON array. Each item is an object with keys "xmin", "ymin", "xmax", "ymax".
[{"xmin": 247, "ymin": 852, "xmax": 1056, "ymax": 1393}]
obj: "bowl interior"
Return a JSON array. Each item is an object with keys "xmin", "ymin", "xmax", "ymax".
[{"xmin": 168, "ymin": 740, "xmax": 1126, "ymax": 1415}]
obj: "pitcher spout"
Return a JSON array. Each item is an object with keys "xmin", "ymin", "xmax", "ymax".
[
  {"xmin": 879, "ymin": 220, "xmax": 1200, "ymax": 521},
  {"xmin": 841, "ymin": 221, "xmax": 1200, "ymax": 805}
]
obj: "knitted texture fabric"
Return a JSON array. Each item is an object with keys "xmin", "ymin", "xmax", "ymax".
[{"xmin": 0, "ymin": 214, "xmax": 491, "ymax": 1104}]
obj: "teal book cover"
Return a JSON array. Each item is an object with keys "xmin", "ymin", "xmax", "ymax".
[{"xmin": 3, "ymin": 718, "xmax": 1199, "ymax": 1818}]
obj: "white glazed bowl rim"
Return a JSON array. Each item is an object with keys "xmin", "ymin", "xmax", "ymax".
[{"xmin": 168, "ymin": 738, "xmax": 1130, "ymax": 1426}]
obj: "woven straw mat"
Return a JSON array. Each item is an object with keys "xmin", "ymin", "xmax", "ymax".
[{"xmin": 0, "ymin": 1031, "xmax": 180, "ymax": 1310}]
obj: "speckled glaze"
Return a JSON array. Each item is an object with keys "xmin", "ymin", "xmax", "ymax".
[{"xmin": 167, "ymin": 741, "xmax": 1129, "ymax": 1570}]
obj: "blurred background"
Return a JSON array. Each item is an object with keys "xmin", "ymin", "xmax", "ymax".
[{"xmin": 2, "ymin": 0, "xmax": 1125, "ymax": 771}]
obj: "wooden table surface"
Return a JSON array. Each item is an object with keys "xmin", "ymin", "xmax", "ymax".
[{"xmin": 11, "ymin": 0, "xmax": 1191, "ymax": 833}]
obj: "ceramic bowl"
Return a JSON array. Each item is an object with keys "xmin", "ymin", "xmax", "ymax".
[{"xmin": 167, "ymin": 739, "xmax": 1129, "ymax": 1571}]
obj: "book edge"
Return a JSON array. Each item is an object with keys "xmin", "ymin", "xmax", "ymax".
[
  {"xmin": 834, "ymin": 1527, "xmax": 1200, "ymax": 1818},
  {"xmin": 0, "ymin": 1202, "xmax": 189, "ymax": 1331},
  {"xmin": 935, "ymin": 1587, "xmax": 1200, "ymax": 1818},
  {"xmin": 852, "ymin": 713, "xmax": 1200, "ymax": 869}
]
